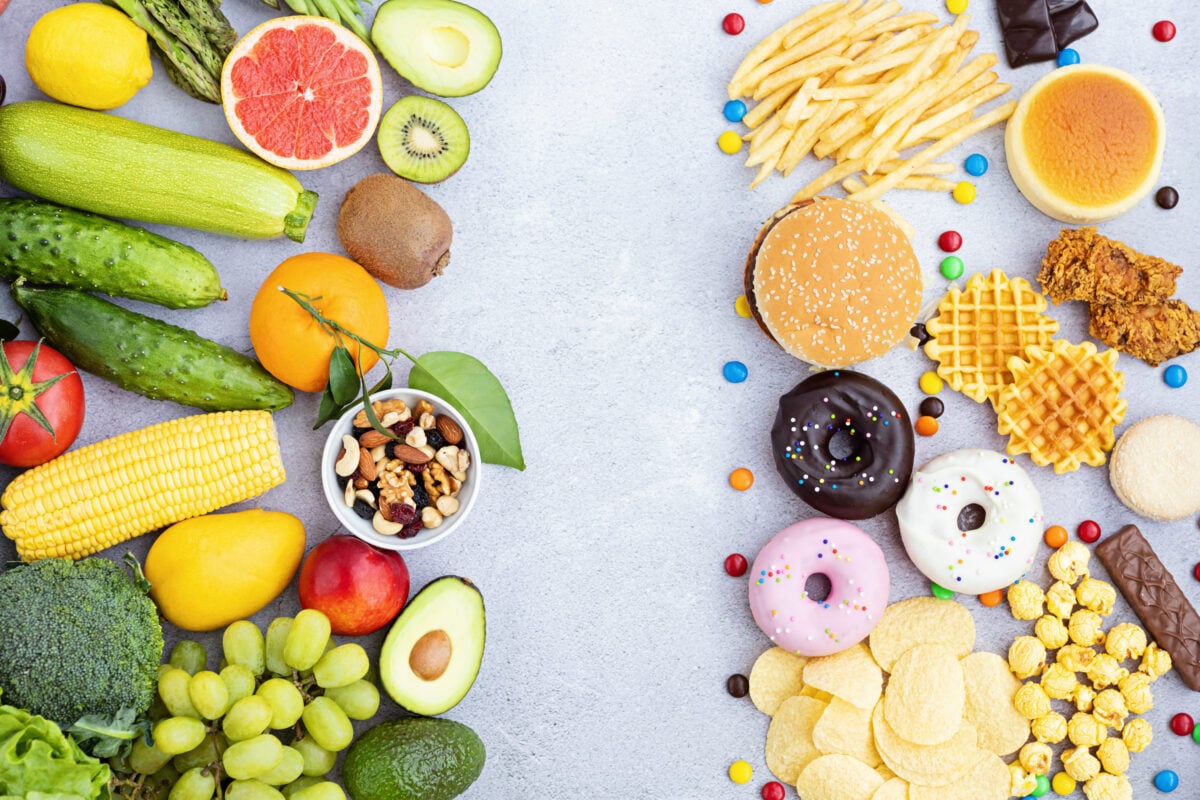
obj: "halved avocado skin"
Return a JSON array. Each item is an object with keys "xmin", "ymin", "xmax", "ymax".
[
  {"xmin": 379, "ymin": 575, "xmax": 486, "ymax": 716},
  {"xmin": 372, "ymin": 0, "xmax": 503, "ymax": 97}
]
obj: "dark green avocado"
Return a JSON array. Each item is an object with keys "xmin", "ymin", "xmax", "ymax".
[{"xmin": 342, "ymin": 717, "xmax": 485, "ymax": 800}]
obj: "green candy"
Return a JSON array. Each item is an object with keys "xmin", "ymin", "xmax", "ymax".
[
  {"xmin": 940, "ymin": 255, "xmax": 965, "ymax": 280},
  {"xmin": 930, "ymin": 582, "xmax": 955, "ymax": 600}
]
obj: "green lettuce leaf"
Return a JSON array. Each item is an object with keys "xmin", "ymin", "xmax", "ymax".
[{"xmin": 0, "ymin": 703, "xmax": 109, "ymax": 800}]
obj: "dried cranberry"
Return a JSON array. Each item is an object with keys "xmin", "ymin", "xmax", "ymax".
[
  {"xmin": 392, "ymin": 503, "xmax": 417, "ymax": 524},
  {"xmin": 399, "ymin": 520, "xmax": 423, "ymax": 539},
  {"xmin": 390, "ymin": 419, "xmax": 414, "ymax": 437},
  {"xmin": 408, "ymin": 461, "xmax": 426, "ymax": 473},
  {"xmin": 426, "ymin": 429, "xmax": 446, "ymax": 449}
]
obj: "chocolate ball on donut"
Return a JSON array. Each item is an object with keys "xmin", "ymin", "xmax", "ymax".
[{"xmin": 771, "ymin": 370, "xmax": 914, "ymax": 520}]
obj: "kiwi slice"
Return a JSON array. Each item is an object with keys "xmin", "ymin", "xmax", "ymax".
[{"xmin": 377, "ymin": 96, "xmax": 470, "ymax": 183}]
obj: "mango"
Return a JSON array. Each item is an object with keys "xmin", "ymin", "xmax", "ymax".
[{"xmin": 146, "ymin": 509, "xmax": 306, "ymax": 631}]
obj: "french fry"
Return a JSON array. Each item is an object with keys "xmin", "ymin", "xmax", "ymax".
[
  {"xmin": 899, "ymin": 81, "xmax": 1010, "ymax": 149},
  {"xmin": 780, "ymin": 100, "xmax": 845, "ymax": 174},
  {"xmin": 745, "ymin": 125, "xmax": 792, "ymax": 167},
  {"xmin": 875, "ymin": 160, "xmax": 953, "ymax": 175},
  {"xmin": 848, "ymin": 1, "xmax": 904, "ymax": 39},
  {"xmin": 782, "ymin": 0, "xmax": 863, "ymax": 48},
  {"xmin": 923, "ymin": 111, "xmax": 973, "ymax": 140},
  {"xmin": 813, "ymin": 83, "xmax": 886, "ymax": 100},
  {"xmin": 781, "ymin": 77, "xmax": 823, "ymax": 128},
  {"xmin": 728, "ymin": 0, "xmax": 845, "ymax": 97},
  {"xmin": 842, "ymin": 176, "xmax": 869, "ymax": 193},
  {"xmin": 868, "ymin": 31, "xmax": 970, "ymax": 139},
  {"xmin": 857, "ymin": 10, "xmax": 938, "ymax": 40},
  {"xmin": 863, "ymin": 103, "xmax": 923, "ymax": 173},
  {"xmin": 847, "ymin": 101, "xmax": 1016, "ymax": 202},
  {"xmin": 921, "ymin": 53, "xmax": 997, "ymax": 114},
  {"xmin": 755, "ymin": 56, "xmax": 854, "ymax": 101},
  {"xmin": 861, "ymin": 174, "xmax": 957, "ymax": 191},
  {"xmin": 745, "ymin": 113, "xmax": 781, "ymax": 145},
  {"xmin": 792, "ymin": 157, "xmax": 868, "ymax": 203},
  {"xmin": 742, "ymin": 78, "xmax": 807, "ymax": 129},
  {"xmin": 748, "ymin": 151, "xmax": 783, "ymax": 190}
]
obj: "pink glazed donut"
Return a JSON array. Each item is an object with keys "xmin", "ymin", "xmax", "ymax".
[{"xmin": 748, "ymin": 517, "xmax": 890, "ymax": 657}]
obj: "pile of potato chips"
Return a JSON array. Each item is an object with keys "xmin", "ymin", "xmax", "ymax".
[{"xmin": 749, "ymin": 597, "xmax": 1030, "ymax": 800}]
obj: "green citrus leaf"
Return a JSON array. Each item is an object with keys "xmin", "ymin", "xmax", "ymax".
[
  {"xmin": 408, "ymin": 351, "xmax": 524, "ymax": 470},
  {"xmin": 0, "ymin": 320, "xmax": 18, "ymax": 342},
  {"xmin": 369, "ymin": 369, "xmax": 394, "ymax": 395},
  {"xmin": 328, "ymin": 346, "xmax": 360, "ymax": 406},
  {"xmin": 314, "ymin": 388, "xmax": 343, "ymax": 429}
]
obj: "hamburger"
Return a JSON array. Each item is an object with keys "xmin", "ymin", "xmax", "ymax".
[{"xmin": 743, "ymin": 197, "xmax": 922, "ymax": 368}]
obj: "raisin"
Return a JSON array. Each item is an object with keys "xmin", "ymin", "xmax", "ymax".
[
  {"xmin": 425, "ymin": 429, "xmax": 446, "ymax": 449},
  {"xmin": 351, "ymin": 499, "xmax": 374, "ymax": 520},
  {"xmin": 411, "ymin": 484, "xmax": 430, "ymax": 509}
]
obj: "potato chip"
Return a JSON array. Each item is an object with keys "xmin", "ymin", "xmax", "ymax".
[
  {"xmin": 868, "ymin": 597, "xmax": 975, "ymax": 672},
  {"xmin": 875, "ymin": 763, "xmax": 896, "ymax": 781},
  {"xmin": 872, "ymin": 704, "xmax": 983, "ymax": 787},
  {"xmin": 797, "ymin": 754, "xmax": 884, "ymax": 800},
  {"xmin": 961, "ymin": 651, "xmax": 1032, "ymax": 757},
  {"xmin": 801, "ymin": 685, "xmax": 835, "ymax": 703},
  {"xmin": 883, "ymin": 644, "xmax": 964, "ymax": 745},
  {"xmin": 804, "ymin": 642, "xmax": 883, "ymax": 710},
  {"xmin": 907, "ymin": 752, "xmax": 1010, "ymax": 800},
  {"xmin": 871, "ymin": 778, "xmax": 909, "ymax": 800},
  {"xmin": 766, "ymin": 695, "xmax": 828, "ymax": 784},
  {"xmin": 750, "ymin": 647, "xmax": 809, "ymax": 716},
  {"xmin": 812, "ymin": 697, "xmax": 882, "ymax": 767}
]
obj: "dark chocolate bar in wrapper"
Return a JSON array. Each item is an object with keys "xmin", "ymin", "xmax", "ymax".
[{"xmin": 996, "ymin": 0, "xmax": 1099, "ymax": 68}]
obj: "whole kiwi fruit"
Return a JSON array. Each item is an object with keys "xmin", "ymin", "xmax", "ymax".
[{"xmin": 337, "ymin": 173, "xmax": 453, "ymax": 290}]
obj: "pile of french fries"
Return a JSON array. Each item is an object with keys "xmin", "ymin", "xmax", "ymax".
[{"xmin": 728, "ymin": 0, "xmax": 1017, "ymax": 205}]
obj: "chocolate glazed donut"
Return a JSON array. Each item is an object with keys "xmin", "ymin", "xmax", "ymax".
[{"xmin": 771, "ymin": 370, "xmax": 914, "ymax": 520}]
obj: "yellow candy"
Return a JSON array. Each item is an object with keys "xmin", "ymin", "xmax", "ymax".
[
  {"xmin": 919, "ymin": 371, "xmax": 944, "ymax": 394},
  {"xmin": 735, "ymin": 295, "xmax": 752, "ymax": 318},
  {"xmin": 1052, "ymin": 772, "xmax": 1076, "ymax": 796},
  {"xmin": 953, "ymin": 181, "xmax": 977, "ymax": 204},
  {"xmin": 946, "ymin": 0, "xmax": 969, "ymax": 14},
  {"xmin": 728, "ymin": 760, "xmax": 753, "ymax": 784},
  {"xmin": 718, "ymin": 131, "xmax": 743, "ymax": 155}
]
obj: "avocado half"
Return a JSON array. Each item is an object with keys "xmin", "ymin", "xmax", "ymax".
[
  {"xmin": 379, "ymin": 576, "xmax": 485, "ymax": 716},
  {"xmin": 371, "ymin": 0, "xmax": 502, "ymax": 97}
]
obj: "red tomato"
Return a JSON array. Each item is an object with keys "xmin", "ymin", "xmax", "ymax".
[
  {"xmin": 0, "ymin": 0, "xmax": 9, "ymax": 15},
  {"xmin": 0, "ymin": 341, "xmax": 85, "ymax": 467}
]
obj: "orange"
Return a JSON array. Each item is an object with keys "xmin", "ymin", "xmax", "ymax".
[
  {"xmin": 250, "ymin": 252, "xmax": 389, "ymax": 393},
  {"xmin": 221, "ymin": 16, "xmax": 383, "ymax": 170}
]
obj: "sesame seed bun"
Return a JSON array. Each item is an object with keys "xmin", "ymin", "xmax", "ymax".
[{"xmin": 743, "ymin": 197, "xmax": 922, "ymax": 368}]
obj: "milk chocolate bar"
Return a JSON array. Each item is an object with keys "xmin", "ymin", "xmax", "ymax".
[
  {"xmin": 996, "ymin": 0, "xmax": 1099, "ymax": 67},
  {"xmin": 1095, "ymin": 524, "xmax": 1200, "ymax": 691}
]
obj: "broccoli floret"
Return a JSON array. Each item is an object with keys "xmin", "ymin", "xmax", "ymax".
[{"xmin": 0, "ymin": 556, "xmax": 163, "ymax": 729}]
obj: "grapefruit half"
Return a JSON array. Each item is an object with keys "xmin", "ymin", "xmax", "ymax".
[{"xmin": 222, "ymin": 16, "xmax": 383, "ymax": 170}]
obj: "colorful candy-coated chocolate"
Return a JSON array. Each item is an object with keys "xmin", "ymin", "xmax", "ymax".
[
  {"xmin": 931, "ymin": 582, "xmax": 954, "ymax": 600},
  {"xmin": 1193, "ymin": 724, "xmax": 1200, "ymax": 744},
  {"xmin": 945, "ymin": 0, "xmax": 968, "ymax": 14},
  {"xmin": 952, "ymin": 181, "xmax": 976, "ymax": 204},
  {"xmin": 729, "ymin": 760, "xmax": 753, "ymax": 784},
  {"xmin": 918, "ymin": 397, "xmax": 944, "ymax": 419},
  {"xmin": 979, "ymin": 588, "xmax": 1004, "ymax": 607},
  {"xmin": 964, "ymin": 153, "xmax": 988, "ymax": 176},
  {"xmin": 723, "ymin": 360, "xmax": 748, "ymax": 383},
  {"xmin": 1155, "ymin": 770, "xmax": 1179, "ymax": 793},
  {"xmin": 725, "ymin": 553, "xmax": 748, "ymax": 578},
  {"xmin": 735, "ymin": 294, "xmax": 752, "ymax": 318},
  {"xmin": 1164, "ymin": 364, "xmax": 1187, "ymax": 388},
  {"xmin": 730, "ymin": 468, "xmax": 754, "ymax": 491},
  {"xmin": 938, "ymin": 230, "xmax": 962, "ymax": 252},
  {"xmin": 1051, "ymin": 773, "xmax": 1075, "ymax": 796},
  {"xmin": 1170, "ymin": 712, "xmax": 1194, "ymax": 736},
  {"xmin": 1030, "ymin": 773, "xmax": 1050, "ymax": 797},
  {"xmin": 1044, "ymin": 525, "xmax": 1068, "ymax": 549},
  {"xmin": 1194, "ymin": 562, "xmax": 1200, "ymax": 582},
  {"xmin": 761, "ymin": 782, "xmax": 786, "ymax": 800},
  {"xmin": 718, "ymin": 130, "xmax": 743, "ymax": 154},
  {"xmin": 919, "ymin": 371, "xmax": 944, "ymax": 395},
  {"xmin": 940, "ymin": 256, "xmax": 964, "ymax": 280},
  {"xmin": 1056, "ymin": 48, "xmax": 1080, "ymax": 67},
  {"xmin": 1157, "ymin": 186, "xmax": 1179, "ymax": 209},
  {"xmin": 915, "ymin": 416, "xmax": 939, "ymax": 437},
  {"xmin": 1153, "ymin": 20, "xmax": 1177, "ymax": 42},
  {"xmin": 726, "ymin": 673, "xmax": 749, "ymax": 698},
  {"xmin": 722, "ymin": 13, "xmax": 745, "ymax": 35},
  {"xmin": 724, "ymin": 99, "xmax": 747, "ymax": 123},
  {"xmin": 1077, "ymin": 520, "xmax": 1101, "ymax": 544},
  {"xmin": 910, "ymin": 323, "xmax": 932, "ymax": 347}
]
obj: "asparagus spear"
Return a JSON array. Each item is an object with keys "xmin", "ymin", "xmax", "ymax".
[
  {"xmin": 309, "ymin": 0, "xmax": 369, "ymax": 41},
  {"xmin": 159, "ymin": 57, "xmax": 213, "ymax": 102},
  {"xmin": 177, "ymin": 0, "xmax": 238, "ymax": 56},
  {"xmin": 143, "ymin": 0, "xmax": 224, "ymax": 79},
  {"xmin": 101, "ymin": 0, "xmax": 220, "ymax": 102}
]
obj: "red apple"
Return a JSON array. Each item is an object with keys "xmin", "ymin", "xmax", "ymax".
[{"xmin": 299, "ymin": 535, "xmax": 410, "ymax": 636}]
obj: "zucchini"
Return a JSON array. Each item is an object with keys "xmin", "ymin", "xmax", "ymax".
[
  {"xmin": 12, "ymin": 282, "xmax": 294, "ymax": 412},
  {"xmin": 0, "ymin": 198, "xmax": 226, "ymax": 309},
  {"xmin": 0, "ymin": 101, "xmax": 318, "ymax": 243}
]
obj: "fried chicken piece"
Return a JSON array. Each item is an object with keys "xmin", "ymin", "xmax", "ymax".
[
  {"xmin": 1039, "ymin": 228, "xmax": 1181, "ymax": 305},
  {"xmin": 1090, "ymin": 300, "xmax": 1200, "ymax": 366}
]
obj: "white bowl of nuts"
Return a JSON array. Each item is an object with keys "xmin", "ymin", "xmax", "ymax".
[{"xmin": 321, "ymin": 388, "xmax": 480, "ymax": 550}]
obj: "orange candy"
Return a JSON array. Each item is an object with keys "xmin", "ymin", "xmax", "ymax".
[
  {"xmin": 979, "ymin": 589, "xmax": 1005, "ymax": 607},
  {"xmin": 730, "ymin": 468, "xmax": 754, "ymax": 491},
  {"xmin": 1044, "ymin": 525, "xmax": 1069, "ymax": 548},
  {"xmin": 915, "ymin": 415, "xmax": 939, "ymax": 436}
]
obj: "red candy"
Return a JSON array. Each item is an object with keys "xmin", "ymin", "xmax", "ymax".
[
  {"xmin": 938, "ymin": 230, "xmax": 962, "ymax": 252},
  {"xmin": 723, "ymin": 13, "xmax": 745, "ymax": 35},
  {"xmin": 725, "ymin": 553, "xmax": 748, "ymax": 577},
  {"xmin": 1153, "ymin": 20, "xmax": 1176, "ymax": 42},
  {"xmin": 1194, "ymin": 561, "xmax": 1200, "ymax": 582},
  {"xmin": 762, "ymin": 782, "xmax": 786, "ymax": 800},
  {"xmin": 1077, "ymin": 520, "xmax": 1101, "ymax": 543},
  {"xmin": 1170, "ymin": 712, "xmax": 1194, "ymax": 736}
]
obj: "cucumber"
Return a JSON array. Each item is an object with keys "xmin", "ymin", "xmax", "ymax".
[
  {"xmin": 0, "ymin": 101, "xmax": 317, "ymax": 243},
  {"xmin": 0, "ymin": 198, "xmax": 226, "ymax": 309},
  {"xmin": 12, "ymin": 283, "xmax": 294, "ymax": 412}
]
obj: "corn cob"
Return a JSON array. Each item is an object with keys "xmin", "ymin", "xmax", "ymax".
[{"xmin": 0, "ymin": 411, "xmax": 286, "ymax": 561}]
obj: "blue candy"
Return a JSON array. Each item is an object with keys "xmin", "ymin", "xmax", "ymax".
[
  {"xmin": 1154, "ymin": 770, "xmax": 1179, "ymax": 793},
  {"xmin": 1164, "ymin": 364, "xmax": 1187, "ymax": 388},
  {"xmin": 1057, "ymin": 48, "xmax": 1080, "ymax": 67},
  {"xmin": 964, "ymin": 153, "xmax": 988, "ymax": 176},
  {"xmin": 723, "ymin": 360, "xmax": 748, "ymax": 383},
  {"xmin": 723, "ymin": 100, "xmax": 747, "ymax": 123}
]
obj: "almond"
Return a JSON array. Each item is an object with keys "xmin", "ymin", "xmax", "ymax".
[
  {"xmin": 358, "ymin": 445, "xmax": 377, "ymax": 481},
  {"xmin": 391, "ymin": 444, "xmax": 432, "ymax": 465},
  {"xmin": 358, "ymin": 429, "xmax": 392, "ymax": 448},
  {"xmin": 435, "ymin": 414, "xmax": 464, "ymax": 445}
]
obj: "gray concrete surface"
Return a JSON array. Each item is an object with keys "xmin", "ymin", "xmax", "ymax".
[{"xmin": 1, "ymin": 1, "xmax": 1198, "ymax": 797}]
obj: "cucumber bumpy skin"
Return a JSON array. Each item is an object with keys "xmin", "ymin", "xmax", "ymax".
[
  {"xmin": 0, "ymin": 101, "xmax": 318, "ymax": 242},
  {"xmin": 0, "ymin": 198, "xmax": 226, "ymax": 310},
  {"xmin": 12, "ymin": 283, "xmax": 294, "ymax": 412}
]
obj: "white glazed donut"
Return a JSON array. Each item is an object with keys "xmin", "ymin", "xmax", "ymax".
[{"xmin": 895, "ymin": 449, "xmax": 1044, "ymax": 595}]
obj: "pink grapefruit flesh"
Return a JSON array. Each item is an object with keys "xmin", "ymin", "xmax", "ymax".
[{"xmin": 222, "ymin": 16, "xmax": 383, "ymax": 170}]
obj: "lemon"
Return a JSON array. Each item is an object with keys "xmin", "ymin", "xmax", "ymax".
[{"xmin": 25, "ymin": 3, "xmax": 152, "ymax": 110}]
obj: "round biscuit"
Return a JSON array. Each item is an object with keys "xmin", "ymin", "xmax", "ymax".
[{"xmin": 1108, "ymin": 414, "xmax": 1200, "ymax": 521}]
